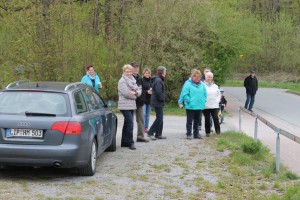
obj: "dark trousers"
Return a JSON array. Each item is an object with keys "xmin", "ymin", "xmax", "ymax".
[
  {"xmin": 199, "ymin": 111, "xmax": 202, "ymax": 127},
  {"xmin": 203, "ymin": 108, "xmax": 220, "ymax": 134},
  {"xmin": 120, "ymin": 110, "xmax": 134, "ymax": 146},
  {"xmin": 148, "ymin": 106, "xmax": 164, "ymax": 137},
  {"xmin": 245, "ymin": 94, "xmax": 255, "ymax": 110},
  {"xmin": 186, "ymin": 109, "xmax": 201, "ymax": 136}
]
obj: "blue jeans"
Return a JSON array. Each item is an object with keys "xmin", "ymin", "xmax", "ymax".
[
  {"xmin": 148, "ymin": 106, "xmax": 164, "ymax": 137},
  {"xmin": 144, "ymin": 104, "xmax": 151, "ymax": 129},
  {"xmin": 186, "ymin": 109, "xmax": 201, "ymax": 136},
  {"xmin": 120, "ymin": 110, "xmax": 134, "ymax": 146},
  {"xmin": 245, "ymin": 94, "xmax": 255, "ymax": 110},
  {"xmin": 220, "ymin": 109, "xmax": 225, "ymax": 124}
]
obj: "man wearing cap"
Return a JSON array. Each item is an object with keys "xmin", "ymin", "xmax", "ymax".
[
  {"xmin": 244, "ymin": 69, "xmax": 258, "ymax": 112},
  {"xmin": 147, "ymin": 66, "xmax": 167, "ymax": 140},
  {"xmin": 131, "ymin": 61, "xmax": 149, "ymax": 143}
]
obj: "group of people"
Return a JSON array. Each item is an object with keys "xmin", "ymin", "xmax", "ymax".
[
  {"xmin": 80, "ymin": 63, "xmax": 258, "ymax": 150},
  {"xmin": 117, "ymin": 63, "xmax": 167, "ymax": 150},
  {"xmin": 178, "ymin": 68, "xmax": 227, "ymax": 140}
]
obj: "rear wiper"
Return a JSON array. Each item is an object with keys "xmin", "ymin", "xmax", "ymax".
[{"xmin": 25, "ymin": 111, "xmax": 56, "ymax": 117}]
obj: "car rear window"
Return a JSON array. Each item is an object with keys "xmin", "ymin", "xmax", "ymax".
[{"xmin": 0, "ymin": 91, "xmax": 68, "ymax": 115}]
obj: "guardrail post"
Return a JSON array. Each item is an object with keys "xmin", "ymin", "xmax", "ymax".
[
  {"xmin": 239, "ymin": 107, "xmax": 242, "ymax": 132},
  {"xmin": 276, "ymin": 128, "xmax": 281, "ymax": 173},
  {"xmin": 254, "ymin": 114, "xmax": 258, "ymax": 141}
]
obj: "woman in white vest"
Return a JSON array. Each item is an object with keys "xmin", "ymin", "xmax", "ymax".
[{"xmin": 203, "ymin": 72, "xmax": 221, "ymax": 137}]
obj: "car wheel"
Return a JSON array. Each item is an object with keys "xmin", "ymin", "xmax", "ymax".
[
  {"xmin": 78, "ymin": 138, "xmax": 97, "ymax": 176},
  {"xmin": 105, "ymin": 125, "xmax": 117, "ymax": 152}
]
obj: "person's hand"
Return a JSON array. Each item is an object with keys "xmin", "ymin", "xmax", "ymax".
[
  {"xmin": 148, "ymin": 90, "xmax": 152, "ymax": 94},
  {"xmin": 98, "ymin": 83, "xmax": 102, "ymax": 89},
  {"xmin": 130, "ymin": 91, "xmax": 137, "ymax": 96},
  {"xmin": 179, "ymin": 104, "xmax": 183, "ymax": 108}
]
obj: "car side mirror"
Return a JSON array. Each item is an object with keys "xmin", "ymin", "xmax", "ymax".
[{"xmin": 106, "ymin": 100, "xmax": 117, "ymax": 108}]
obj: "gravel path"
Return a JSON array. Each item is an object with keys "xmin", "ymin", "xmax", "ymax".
[{"xmin": 0, "ymin": 114, "xmax": 234, "ymax": 200}]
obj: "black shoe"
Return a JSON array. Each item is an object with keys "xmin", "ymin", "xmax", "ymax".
[
  {"xmin": 155, "ymin": 136, "xmax": 167, "ymax": 139},
  {"xmin": 121, "ymin": 144, "xmax": 129, "ymax": 147},
  {"xmin": 137, "ymin": 137, "xmax": 149, "ymax": 142},
  {"xmin": 129, "ymin": 144, "xmax": 136, "ymax": 150},
  {"xmin": 206, "ymin": 134, "xmax": 210, "ymax": 137},
  {"xmin": 187, "ymin": 135, "xmax": 192, "ymax": 140},
  {"xmin": 194, "ymin": 135, "xmax": 203, "ymax": 139},
  {"xmin": 248, "ymin": 109, "xmax": 253, "ymax": 112}
]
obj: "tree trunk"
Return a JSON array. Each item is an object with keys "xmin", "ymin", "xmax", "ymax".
[
  {"xmin": 104, "ymin": 0, "xmax": 112, "ymax": 41},
  {"xmin": 93, "ymin": 0, "xmax": 100, "ymax": 35},
  {"xmin": 273, "ymin": 0, "xmax": 280, "ymax": 13}
]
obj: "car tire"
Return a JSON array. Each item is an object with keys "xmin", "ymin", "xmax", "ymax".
[
  {"xmin": 78, "ymin": 138, "xmax": 97, "ymax": 176},
  {"xmin": 105, "ymin": 125, "xmax": 117, "ymax": 152}
]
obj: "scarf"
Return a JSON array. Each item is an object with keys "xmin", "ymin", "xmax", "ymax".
[
  {"xmin": 87, "ymin": 73, "xmax": 95, "ymax": 80},
  {"xmin": 122, "ymin": 74, "xmax": 138, "ymax": 91},
  {"xmin": 192, "ymin": 77, "xmax": 201, "ymax": 85}
]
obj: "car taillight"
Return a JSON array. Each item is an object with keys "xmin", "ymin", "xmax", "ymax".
[{"xmin": 51, "ymin": 122, "xmax": 81, "ymax": 135}]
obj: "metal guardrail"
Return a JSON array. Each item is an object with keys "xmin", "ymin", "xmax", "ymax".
[{"xmin": 239, "ymin": 106, "xmax": 300, "ymax": 173}]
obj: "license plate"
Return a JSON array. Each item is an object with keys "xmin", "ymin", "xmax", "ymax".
[{"xmin": 6, "ymin": 128, "xmax": 43, "ymax": 138}]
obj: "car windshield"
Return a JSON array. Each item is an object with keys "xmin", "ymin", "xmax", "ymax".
[{"xmin": 0, "ymin": 91, "xmax": 68, "ymax": 115}]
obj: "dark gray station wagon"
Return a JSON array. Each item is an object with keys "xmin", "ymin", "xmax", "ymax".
[{"xmin": 0, "ymin": 80, "xmax": 117, "ymax": 176}]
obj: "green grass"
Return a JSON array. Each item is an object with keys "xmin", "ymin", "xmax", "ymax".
[
  {"xmin": 212, "ymin": 131, "xmax": 300, "ymax": 199},
  {"xmin": 111, "ymin": 103, "xmax": 186, "ymax": 116},
  {"xmin": 164, "ymin": 103, "xmax": 186, "ymax": 116},
  {"xmin": 224, "ymin": 80, "xmax": 300, "ymax": 93}
]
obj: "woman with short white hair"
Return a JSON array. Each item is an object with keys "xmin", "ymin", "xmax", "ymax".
[
  {"xmin": 203, "ymin": 72, "xmax": 221, "ymax": 136},
  {"xmin": 118, "ymin": 64, "xmax": 142, "ymax": 150}
]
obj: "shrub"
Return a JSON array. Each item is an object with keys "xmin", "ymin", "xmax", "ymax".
[
  {"xmin": 241, "ymin": 141, "xmax": 261, "ymax": 154},
  {"xmin": 285, "ymin": 171, "xmax": 299, "ymax": 180}
]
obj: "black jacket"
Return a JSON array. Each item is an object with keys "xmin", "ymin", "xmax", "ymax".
[
  {"xmin": 142, "ymin": 77, "xmax": 152, "ymax": 105},
  {"xmin": 133, "ymin": 74, "xmax": 145, "ymax": 107},
  {"xmin": 150, "ymin": 75, "xmax": 165, "ymax": 107},
  {"xmin": 244, "ymin": 75, "xmax": 258, "ymax": 95},
  {"xmin": 219, "ymin": 96, "xmax": 227, "ymax": 110}
]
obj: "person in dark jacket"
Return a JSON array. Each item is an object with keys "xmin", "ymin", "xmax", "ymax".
[
  {"xmin": 244, "ymin": 69, "xmax": 258, "ymax": 112},
  {"xmin": 142, "ymin": 68, "xmax": 152, "ymax": 133},
  {"xmin": 131, "ymin": 61, "xmax": 149, "ymax": 143},
  {"xmin": 219, "ymin": 88, "xmax": 227, "ymax": 124},
  {"xmin": 147, "ymin": 66, "xmax": 167, "ymax": 140}
]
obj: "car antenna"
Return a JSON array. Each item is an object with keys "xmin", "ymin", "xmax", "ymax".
[{"xmin": 36, "ymin": 83, "xmax": 39, "ymax": 87}]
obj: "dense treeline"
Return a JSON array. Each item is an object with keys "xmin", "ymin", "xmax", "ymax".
[{"xmin": 1, "ymin": 0, "xmax": 300, "ymax": 102}]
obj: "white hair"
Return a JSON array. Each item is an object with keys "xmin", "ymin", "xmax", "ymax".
[{"xmin": 205, "ymin": 71, "xmax": 213, "ymax": 79}]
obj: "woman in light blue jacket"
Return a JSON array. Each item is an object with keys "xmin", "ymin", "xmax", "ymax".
[
  {"xmin": 81, "ymin": 65, "xmax": 102, "ymax": 92},
  {"xmin": 179, "ymin": 70, "xmax": 207, "ymax": 139}
]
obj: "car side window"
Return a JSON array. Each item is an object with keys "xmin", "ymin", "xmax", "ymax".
[
  {"xmin": 74, "ymin": 91, "xmax": 87, "ymax": 114},
  {"xmin": 92, "ymin": 92, "xmax": 105, "ymax": 109},
  {"xmin": 82, "ymin": 88, "xmax": 101, "ymax": 111}
]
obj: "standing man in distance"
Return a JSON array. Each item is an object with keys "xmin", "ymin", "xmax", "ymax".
[
  {"xmin": 131, "ymin": 61, "xmax": 149, "ymax": 143},
  {"xmin": 244, "ymin": 69, "xmax": 258, "ymax": 112}
]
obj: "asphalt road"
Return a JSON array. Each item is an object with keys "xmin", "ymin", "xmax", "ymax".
[{"xmin": 224, "ymin": 87, "xmax": 300, "ymax": 129}]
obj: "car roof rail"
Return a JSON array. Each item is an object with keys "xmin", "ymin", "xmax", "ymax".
[
  {"xmin": 64, "ymin": 82, "xmax": 86, "ymax": 91},
  {"xmin": 6, "ymin": 80, "xmax": 30, "ymax": 89}
]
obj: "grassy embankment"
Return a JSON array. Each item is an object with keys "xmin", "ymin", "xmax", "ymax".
[{"xmin": 207, "ymin": 131, "xmax": 300, "ymax": 199}]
